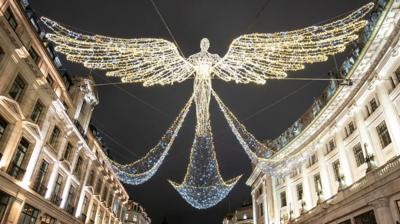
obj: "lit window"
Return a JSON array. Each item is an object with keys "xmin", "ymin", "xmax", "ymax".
[
  {"xmin": 376, "ymin": 121, "xmax": 391, "ymax": 148},
  {"xmin": 18, "ymin": 204, "xmax": 39, "ymax": 224}
]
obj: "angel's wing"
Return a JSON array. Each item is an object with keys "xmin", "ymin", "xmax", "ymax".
[
  {"xmin": 212, "ymin": 3, "xmax": 374, "ymax": 84},
  {"xmin": 41, "ymin": 18, "xmax": 195, "ymax": 87}
]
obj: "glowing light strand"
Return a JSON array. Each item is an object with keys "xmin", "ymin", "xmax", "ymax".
[
  {"xmin": 213, "ymin": 90, "xmax": 321, "ymax": 177},
  {"xmin": 109, "ymin": 95, "xmax": 193, "ymax": 185}
]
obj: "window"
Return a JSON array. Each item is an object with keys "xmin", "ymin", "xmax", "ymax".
[
  {"xmin": 40, "ymin": 214, "xmax": 56, "ymax": 224},
  {"xmin": 0, "ymin": 46, "xmax": 5, "ymax": 62},
  {"xmin": 259, "ymin": 203, "xmax": 264, "ymax": 217},
  {"xmin": 314, "ymin": 173, "xmax": 322, "ymax": 195},
  {"xmin": 0, "ymin": 191, "xmax": 11, "ymax": 223},
  {"xmin": 8, "ymin": 75, "xmax": 26, "ymax": 102},
  {"xmin": 87, "ymin": 170, "xmax": 95, "ymax": 186},
  {"xmin": 28, "ymin": 47, "xmax": 39, "ymax": 64},
  {"xmin": 33, "ymin": 160, "xmax": 49, "ymax": 196},
  {"xmin": 46, "ymin": 75, "xmax": 54, "ymax": 87},
  {"xmin": 51, "ymin": 174, "xmax": 63, "ymax": 206},
  {"xmin": 65, "ymin": 186, "xmax": 76, "ymax": 214},
  {"xmin": 332, "ymin": 160, "xmax": 341, "ymax": 181},
  {"xmin": 290, "ymin": 168, "xmax": 301, "ymax": 178},
  {"xmin": 0, "ymin": 116, "xmax": 8, "ymax": 141},
  {"xmin": 307, "ymin": 153, "xmax": 318, "ymax": 167},
  {"xmin": 89, "ymin": 203, "xmax": 97, "ymax": 223},
  {"xmin": 74, "ymin": 156, "xmax": 83, "ymax": 178},
  {"xmin": 354, "ymin": 210, "xmax": 377, "ymax": 224},
  {"xmin": 345, "ymin": 121, "xmax": 356, "ymax": 138},
  {"xmin": 339, "ymin": 220, "xmax": 351, "ymax": 224},
  {"xmin": 18, "ymin": 203, "xmax": 39, "ymax": 224},
  {"xmin": 353, "ymin": 143, "xmax": 365, "ymax": 167},
  {"xmin": 4, "ymin": 8, "xmax": 17, "ymax": 31},
  {"xmin": 81, "ymin": 195, "xmax": 89, "ymax": 221},
  {"xmin": 325, "ymin": 139, "xmax": 336, "ymax": 154},
  {"xmin": 8, "ymin": 137, "xmax": 29, "ymax": 180},
  {"xmin": 370, "ymin": 98, "xmax": 379, "ymax": 112},
  {"xmin": 63, "ymin": 143, "xmax": 73, "ymax": 162},
  {"xmin": 30, "ymin": 100, "xmax": 44, "ymax": 123},
  {"xmin": 101, "ymin": 187, "xmax": 108, "ymax": 202},
  {"xmin": 395, "ymin": 66, "xmax": 400, "ymax": 83},
  {"xmin": 280, "ymin": 191, "xmax": 287, "ymax": 207},
  {"xmin": 95, "ymin": 178, "xmax": 102, "ymax": 195},
  {"xmin": 376, "ymin": 121, "xmax": 391, "ymax": 148},
  {"xmin": 48, "ymin": 126, "xmax": 60, "ymax": 148},
  {"xmin": 296, "ymin": 183, "xmax": 303, "ymax": 200}
]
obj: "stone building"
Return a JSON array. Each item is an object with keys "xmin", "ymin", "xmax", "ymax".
[
  {"xmin": 0, "ymin": 0, "xmax": 140, "ymax": 223},
  {"xmin": 247, "ymin": 0, "xmax": 400, "ymax": 224},
  {"xmin": 223, "ymin": 203, "xmax": 253, "ymax": 224},
  {"xmin": 123, "ymin": 201, "xmax": 151, "ymax": 224}
]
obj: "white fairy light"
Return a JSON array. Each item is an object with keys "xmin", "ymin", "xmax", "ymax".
[
  {"xmin": 41, "ymin": 2, "xmax": 373, "ymax": 209},
  {"xmin": 109, "ymin": 95, "xmax": 193, "ymax": 185}
]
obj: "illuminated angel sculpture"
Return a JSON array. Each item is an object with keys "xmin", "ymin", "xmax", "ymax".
[{"xmin": 42, "ymin": 2, "xmax": 373, "ymax": 209}]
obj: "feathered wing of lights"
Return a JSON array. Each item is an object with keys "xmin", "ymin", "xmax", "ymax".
[
  {"xmin": 109, "ymin": 95, "xmax": 193, "ymax": 185},
  {"xmin": 41, "ymin": 17, "xmax": 195, "ymax": 87},
  {"xmin": 41, "ymin": 2, "xmax": 374, "ymax": 209},
  {"xmin": 212, "ymin": 3, "xmax": 374, "ymax": 84}
]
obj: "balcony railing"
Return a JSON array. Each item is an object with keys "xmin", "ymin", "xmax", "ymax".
[
  {"xmin": 7, "ymin": 164, "xmax": 26, "ymax": 180},
  {"xmin": 264, "ymin": 0, "xmax": 390, "ymax": 152},
  {"xmin": 65, "ymin": 204, "xmax": 75, "ymax": 215},
  {"xmin": 32, "ymin": 181, "xmax": 47, "ymax": 197},
  {"xmin": 51, "ymin": 195, "xmax": 62, "ymax": 206}
]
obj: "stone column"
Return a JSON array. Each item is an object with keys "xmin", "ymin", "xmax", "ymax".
[
  {"xmin": 334, "ymin": 126, "xmax": 354, "ymax": 185},
  {"xmin": 251, "ymin": 191, "xmax": 258, "ymax": 224},
  {"xmin": 262, "ymin": 179, "xmax": 270, "ymax": 224},
  {"xmin": 45, "ymin": 162, "xmax": 59, "ymax": 199},
  {"xmin": 60, "ymin": 176, "xmax": 72, "ymax": 209},
  {"xmin": 317, "ymin": 146, "xmax": 332, "ymax": 199},
  {"xmin": 302, "ymin": 170, "xmax": 313, "ymax": 210},
  {"xmin": 369, "ymin": 198, "xmax": 395, "ymax": 224},
  {"xmin": 375, "ymin": 81, "xmax": 400, "ymax": 154},
  {"xmin": 75, "ymin": 159, "xmax": 93, "ymax": 218},
  {"xmin": 5, "ymin": 195, "xmax": 24, "ymax": 224}
]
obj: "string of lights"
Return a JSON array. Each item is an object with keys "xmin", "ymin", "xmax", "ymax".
[
  {"xmin": 109, "ymin": 95, "xmax": 193, "ymax": 185},
  {"xmin": 41, "ymin": 2, "xmax": 374, "ymax": 209}
]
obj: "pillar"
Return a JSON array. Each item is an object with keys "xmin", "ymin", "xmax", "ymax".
[
  {"xmin": 369, "ymin": 198, "xmax": 395, "ymax": 224},
  {"xmin": 375, "ymin": 82, "xmax": 400, "ymax": 154}
]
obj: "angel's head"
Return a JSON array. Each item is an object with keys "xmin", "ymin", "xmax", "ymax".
[{"xmin": 200, "ymin": 38, "xmax": 210, "ymax": 52}]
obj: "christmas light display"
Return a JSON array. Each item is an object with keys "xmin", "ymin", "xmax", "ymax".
[
  {"xmin": 42, "ymin": 2, "xmax": 373, "ymax": 209},
  {"xmin": 109, "ymin": 95, "xmax": 193, "ymax": 185}
]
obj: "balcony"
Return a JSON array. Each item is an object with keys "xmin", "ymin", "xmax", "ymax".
[
  {"xmin": 65, "ymin": 204, "xmax": 75, "ymax": 215},
  {"xmin": 51, "ymin": 195, "xmax": 62, "ymax": 206},
  {"xmin": 32, "ymin": 181, "xmax": 47, "ymax": 197},
  {"xmin": 7, "ymin": 164, "xmax": 25, "ymax": 180}
]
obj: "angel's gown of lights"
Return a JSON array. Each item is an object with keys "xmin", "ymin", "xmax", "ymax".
[{"xmin": 169, "ymin": 39, "xmax": 241, "ymax": 209}]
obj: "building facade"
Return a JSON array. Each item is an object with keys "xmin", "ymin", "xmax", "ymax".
[
  {"xmin": 123, "ymin": 201, "xmax": 151, "ymax": 224},
  {"xmin": 223, "ymin": 204, "xmax": 253, "ymax": 224},
  {"xmin": 247, "ymin": 0, "xmax": 400, "ymax": 224},
  {"xmin": 0, "ymin": 0, "xmax": 140, "ymax": 223}
]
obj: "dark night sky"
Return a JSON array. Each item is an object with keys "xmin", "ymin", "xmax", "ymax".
[{"xmin": 29, "ymin": 0, "xmax": 370, "ymax": 223}]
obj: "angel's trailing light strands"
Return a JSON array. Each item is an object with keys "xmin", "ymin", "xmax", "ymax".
[
  {"xmin": 41, "ymin": 2, "xmax": 373, "ymax": 209},
  {"xmin": 110, "ymin": 95, "xmax": 193, "ymax": 185}
]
